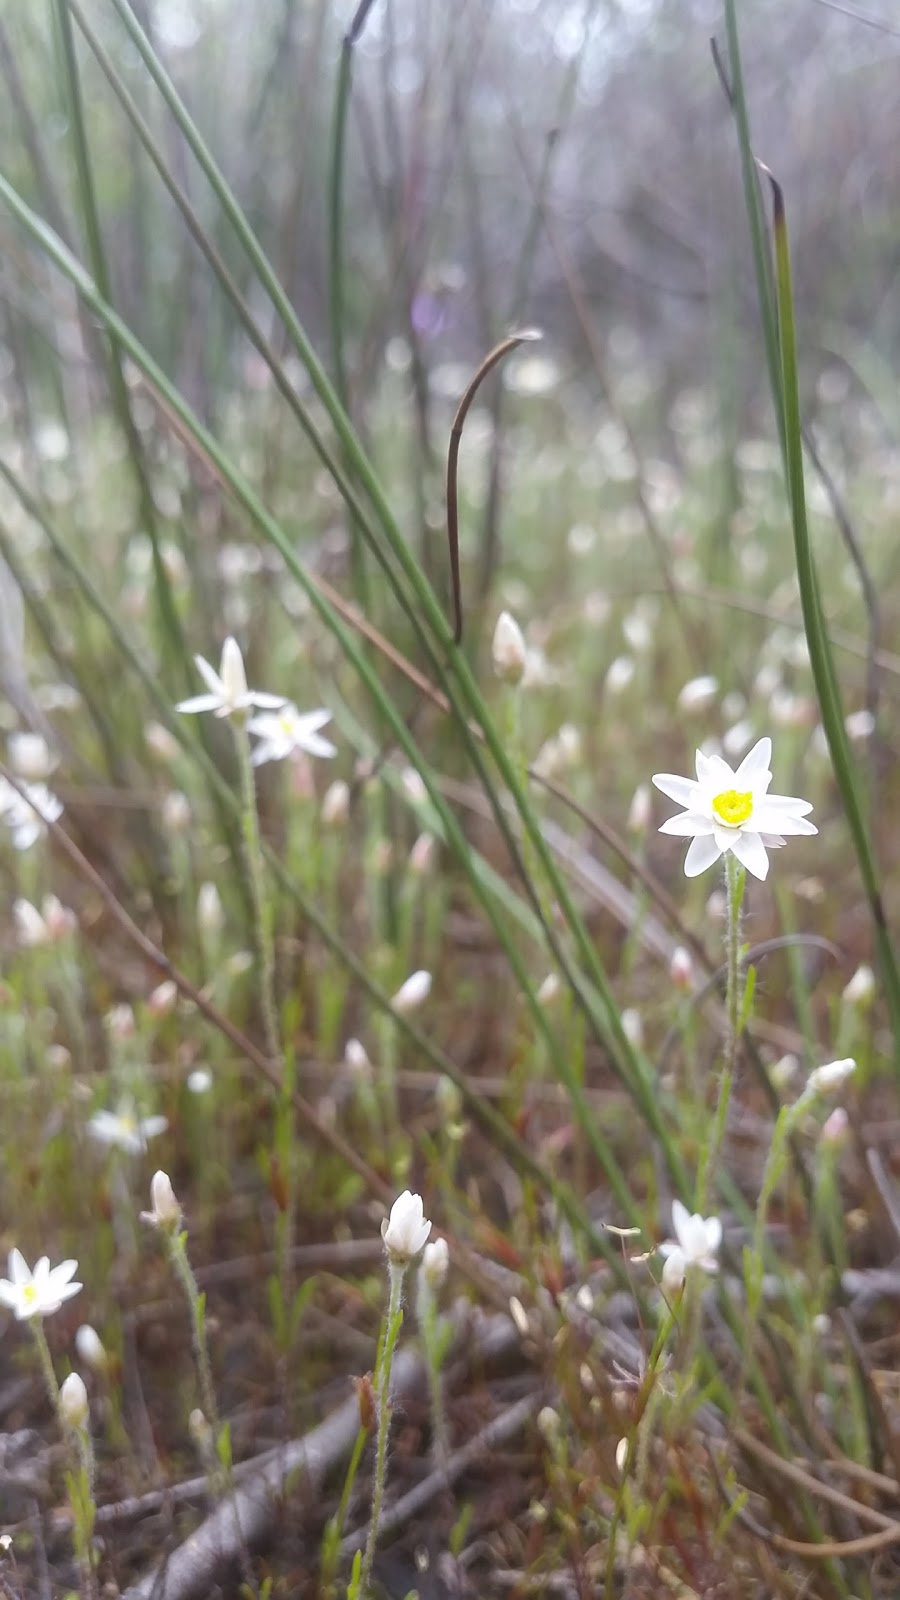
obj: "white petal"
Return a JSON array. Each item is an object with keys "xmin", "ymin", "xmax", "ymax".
[
  {"xmin": 659, "ymin": 811, "xmax": 711, "ymax": 837},
  {"xmin": 754, "ymin": 793, "xmax": 814, "ymax": 817},
  {"xmin": 704, "ymin": 1217, "xmax": 723, "ymax": 1252},
  {"xmin": 193, "ymin": 656, "xmax": 224, "ymax": 696},
  {"xmin": 247, "ymin": 691, "xmax": 288, "ymax": 710},
  {"xmin": 728, "ymin": 830, "xmax": 769, "ymax": 881},
  {"xmin": 651, "ymin": 773, "xmax": 696, "ymax": 806},
  {"xmin": 671, "ymin": 1199, "xmax": 690, "ymax": 1245},
  {"xmin": 301, "ymin": 733, "xmax": 338, "ymax": 759},
  {"xmin": 683, "ymin": 834, "xmax": 723, "ymax": 877},
  {"xmin": 219, "ymin": 637, "xmax": 248, "ymax": 701},
  {"xmin": 661, "ymin": 1248, "xmax": 687, "ymax": 1292},
  {"xmin": 175, "ymin": 693, "xmax": 222, "ymax": 715},
  {"xmin": 9, "ymin": 1248, "xmax": 29, "ymax": 1285},
  {"xmin": 696, "ymin": 749, "xmax": 735, "ymax": 786},
  {"xmin": 752, "ymin": 801, "xmax": 817, "ymax": 836},
  {"xmin": 734, "ymin": 737, "xmax": 772, "ymax": 781},
  {"xmin": 0, "ymin": 1281, "xmax": 20, "ymax": 1309}
]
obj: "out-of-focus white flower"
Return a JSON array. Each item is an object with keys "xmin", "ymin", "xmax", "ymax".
[
  {"xmin": 148, "ymin": 980, "xmax": 177, "ymax": 1018},
  {"xmin": 621, "ymin": 1008, "xmax": 643, "ymax": 1048},
  {"xmin": 627, "ymin": 783, "xmax": 652, "ymax": 834},
  {"xmin": 0, "ymin": 779, "xmax": 63, "ymax": 850},
  {"xmin": 659, "ymin": 1200, "xmax": 721, "ymax": 1292},
  {"xmin": 382, "ymin": 1191, "xmax": 432, "ymax": 1262},
  {"xmin": 401, "ymin": 768, "xmax": 428, "ymax": 804},
  {"xmin": 821, "ymin": 1107, "xmax": 849, "ymax": 1147},
  {"xmin": 104, "ymin": 1003, "xmax": 135, "ymax": 1041},
  {"xmin": 652, "ymin": 736, "xmax": 817, "ymax": 881},
  {"xmin": 604, "ymin": 655, "xmax": 635, "ymax": 695},
  {"xmin": 492, "ymin": 611, "xmax": 528, "ymax": 685},
  {"xmin": 144, "ymin": 721, "xmax": 180, "ymax": 762},
  {"xmin": 8, "ymin": 733, "xmax": 57, "ymax": 781},
  {"xmin": 808, "ymin": 1057, "xmax": 856, "ymax": 1096},
  {"xmin": 247, "ymin": 703, "xmax": 336, "ymax": 766},
  {"xmin": 87, "ymin": 1102, "xmax": 168, "ymax": 1155},
  {"xmin": 176, "ymin": 637, "xmax": 285, "ymax": 720},
  {"xmin": 536, "ymin": 972, "xmax": 562, "ymax": 1008},
  {"xmin": 421, "ymin": 1237, "xmax": 449, "ymax": 1290},
  {"xmin": 391, "ymin": 970, "xmax": 432, "ymax": 1014},
  {"xmin": 615, "ymin": 1437, "xmax": 629, "ymax": 1473},
  {"xmin": 344, "ymin": 1038, "xmax": 372, "ymax": 1081},
  {"xmin": 845, "ymin": 709, "xmax": 875, "ymax": 741},
  {"xmin": 722, "ymin": 719, "xmax": 756, "ymax": 759},
  {"xmin": 75, "ymin": 1325, "xmax": 108, "ymax": 1371},
  {"xmin": 14, "ymin": 895, "xmax": 76, "ymax": 947},
  {"xmin": 770, "ymin": 1053, "xmax": 799, "ymax": 1089},
  {"xmin": 843, "ymin": 965, "xmax": 875, "ymax": 1007},
  {"xmin": 533, "ymin": 723, "xmax": 581, "ymax": 779},
  {"xmin": 409, "ymin": 833, "xmax": 436, "ymax": 875},
  {"xmin": 196, "ymin": 882, "xmax": 223, "ymax": 937},
  {"xmin": 669, "ymin": 946, "xmax": 694, "ymax": 991},
  {"xmin": 161, "ymin": 791, "xmax": 192, "ymax": 834},
  {"xmin": 59, "ymin": 1372, "xmax": 89, "ymax": 1430},
  {"xmin": 677, "ymin": 675, "xmax": 718, "ymax": 714},
  {"xmin": 0, "ymin": 1250, "xmax": 82, "ymax": 1320},
  {"xmin": 321, "ymin": 779, "xmax": 350, "ymax": 827},
  {"xmin": 141, "ymin": 1170, "xmax": 181, "ymax": 1231}
]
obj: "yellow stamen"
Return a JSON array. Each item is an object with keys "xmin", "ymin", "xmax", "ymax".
[{"xmin": 712, "ymin": 788, "xmax": 753, "ymax": 827}]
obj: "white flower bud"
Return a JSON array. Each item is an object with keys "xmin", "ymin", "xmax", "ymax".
[
  {"xmin": 627, "ymin": 783, "xmax": 652, "ymax": 835},
  {"xmin": 344, "ymin": 1038, "xmax": 372, "ymax": 1081},
  {"xmin": 421, "ymin": 1237, "xmax": 449, "ymax": 1290},
  {"xmin": 676, "ymin": 675, "xmax": 718, "ymax": 714},
  {"xmin": 669, "ymin": 946, "xmax": 694, "ymax": 991},
  {"xmin": 161, "ymin": 790, "xmax": 192, "ymax": 834},
  {"xmin": 381, "ymin": 1190, "xmax": 431, "ymax": 1262},
  {"xmin": 808, "ymin": 1057, "xmax": 856, "ymax": 1097},
  {"xmin": 536, "ymin": 973, "xmax": 561, "ymax": 1008},
  {"xmin": 148, "ymin": 980, "xmax": 178, "ymax": 1018},
  {"xmin": 492, "ymin": 611, "xmax": 527, "ymax": 685},
  {"xmin": 321, "ymin": 779, "xmax": 350, "ymax": 828},
  {"xmin": 105, "ymin": 1003, "xmax": 135, "ymax": 1040},
  {"xmin": 75, "ymin": 1325, "xmax": 108, "ymax": 1372},
  {"xmin": 59, "ymin": 1372, "xmax": 89, "ymax": 1430},
  {"xmin": 141, "ymin": 1170, "xmax": 181, "ymax": 1232},
  {"xmin": 8, "ymin": 732, "xmax": 56, "ymax": 781},
  {"xmin": 843, "ymin": 965, "xmax": 874, "ymax": 1008},
  {"xmin": 197, "ymin": 882, "xmax": 224, "ymax": 936},
  {"xmin": 408, "ymin": 833, "xmax": 436, "ymax": 876},
  {"xmin": 391, "ymin": 970, "xmax": 432, "ymax": 1014},
  {"xmin": 621, "ymin": 1008, "xmax": 643, "ymax": 1048},
  {"xmin": 144, "ymin": 721, "xmax": 180, "ymax": 762}
]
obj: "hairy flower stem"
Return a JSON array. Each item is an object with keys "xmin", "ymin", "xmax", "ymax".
[
  {"xmin": 233, "ymin": 721, "xmax": 281, "ymax": 1068},
  {"xmin": 31, "ymin": 1322, "xmax": 97, "ymax": 1600},
  {"xmin": 357, "ymin": 1262, "xmax": 406, "ymax": 1597},
  {"xmin": 167, "ymin": 1231, "xmax": 220, "ymax": 1442},
  {"xmin": 416, "ymin": 1274, "xmax": 449, "ymax": 1472},
  {"xmin": 699, "ymin": 853, "xmax": 743, "ymax": 1211}
]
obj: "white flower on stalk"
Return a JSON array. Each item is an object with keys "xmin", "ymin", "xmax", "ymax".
[
  {"xmin": 807, "ymin": 1057, "xmax": 856, "ymax": 1096},
  {"xmin": 75, "ymin": 1325, "xmax": 108, "ymax": 1371},
  {"xmin": 8, "ymin": 732, "xmax": 57, "ymax": 781},
  {"xmin": 141, "ymin": 1170, "xmax": 181, "ymax": 1232},
  {"xmin": 421, "ymin": 1237, "xmax": 449, "ymax": 1290},
  {"xmin": 381, "ymin": 1191, "xmax": 432, "ymax": 1263},
  {"xmin": 843, "ymin": 966, "xmax": 874, "ymax": 1008},
  {"xmin": 676, "ymin": 675, "xmax": 718, "ymax": 714},
  {"xmin": 659, "ymin": 1201, "xmax": 722, "ymax": 1293},
  {"xmin": 651, "ymin": 736, "xmax": 816, "ymax": 881},
  {"xmin": 0, "ymin": 1250, "xmax": 82, "ymax": 1320},
  {"xmin": 247, "ymin": 703, "xmax": 336, "ymax": 767},
  {"xmin": 59, "ymin": 1372, "xmax": 89, "ymax": 1430},
  {"xmin": 14, "ymin": 895, "xmax": 76, "ymax": 947},
  {"xmin": 87, "ymin": 1101, "xmax": 168, "ymax": 1155},
  {"xmin": 175, "ymin": 637, "xmax": 285, "ymax": 720},
  {"xmin": 0, "ymin": 779, "xmax": 63, "ymax": 850},
  {"xmin": 391, "ymin": 969, "xmax": 432, "ymax": 1014},
  {"xmin": 492, "ymin": 611, "xmax": 527, "ymax": 685}
]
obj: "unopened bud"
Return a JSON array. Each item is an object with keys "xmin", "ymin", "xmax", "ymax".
[
  {"xmin": 148, "ymin": 980, "xmax": 177, "ymax": 1018},
  {"xmin": 141, "ymin": 1169, "xmax": 181, "ymax": 1231},
  {"xmin": 669, "ymin": 946, "xmax": 694, "ymax": 991},
  {"xmin": 492, "ymin": 611, "xmax": 527, "ymax": 685},
  {"xmin": 59, "ymin": 1372, "xmax": 89, "ymax": 1430},
  {"xmin": 197, "ymin": 882, "xmax": 223, "ymax": 936},
  {"xmin": 421, "ymin": 1237, "xmax": 449, "ymax": 1290},
  {"xmin": 321, "ymin": 779, "xmax": 350, "ymax": 828},
  {"xmin": 627, "ymin": 783, "xmax": 651, "ymax": 835},
  {"xmin": 161, "ymin": 790, "xmax": 192, "ymax": 834},
  {"xmin": 843, "ymin": 965, "xmax": 874, "ymax": 1008},
  {"xmin": 391, "ymin": 970, "xmax": 432, "ymax": 1014},
  {"xmin": 75, "ymin": 1325, "xmax": 108, "ymax": 1372},
  {"xmin": 409, "ymin": 832, "xmax": 436, "ymax": 876}
]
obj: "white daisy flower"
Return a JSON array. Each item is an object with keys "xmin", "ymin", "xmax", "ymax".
[
  {"xmin": 651, "ymin": 736, "xmax": 816, "ymax": 881},
  {"xmin": 659, "ymin": 1200, "xmax": 722, "ymax": 1292},
  {"xmin": 87, "ymin": 1102, "xmax": 168, "ymax": 1156},
  {"xmin": 175, "ymin": 637, "xmax": 285, "ymax": 720},
  {"xmin": 246, "ymin": 703, "xmax": 336, "ymax": 767},
  {"xmin": 0, "ymin": 1249, "xmax": 82, "ymax": 1320}
]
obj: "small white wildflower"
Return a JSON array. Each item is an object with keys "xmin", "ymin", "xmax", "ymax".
[
  {"xmin": 808, "ymin": 1057, "xmax": 856, "ymax": 1096},
  {"xmin": 176, "ymin": 636, "xmax": 285, "ymax": 720},
  {"xmin": 536, "ymin": 972, "xmax": 562, "ymax": 1008},
  {"xmin": 820, "ymin": 1107, "xmax": 849, "ymax": 1147},
  {"xmin": 8, "ymin": 732, "xmax": 57, "ymax": 781},
  {"xmin": 770, "ymin": 1053, "xmax": 799, "ymax": 1089},
  {"xmin": 627, "ymin": 783, "xmax": 652, "ymax": 834},
  {"xmin": 604, "ymin": 655, "xmax": 635, "ymax": 695},
  {"xmin": 381, "ymin": 1191, "xmax": 431, "ymax": 1262},
  {"xmin": 0, "ymin": 779, "xmax": 63, "ymax": 850},
  {"xmin": 87, "ymin": 1101, "xmax": 168, "ymax": 1155},
  {"xmin": 652, "ymin": 736, "xmax": 816, "ymax": 881},
  {"xmin": 615, "ymin": 1437, "xmax": 629, "ymax": 1474},
  {"xmin": 12, "ymin": 896, "xmax": 73, "ymax": 947},
  {"xmin": 247, "ymin": 703, "xmax": 336, "ymax": 766},
  {"xmin": 141, "ymin": 1170, "xmax": 181, "ymax": 1231},
  {"xmin": 659, "ymin": 1200, "xmax": 721, "ymax": 1292},
  {"xmin": 845, "ymin": 709, "xmax": 875, "ymax": 741},
  {"xmin": 492, "ymin": 611, "xmax": 527, "ymax": 685},
  {"xmin": 391, "ymin": 970, "xmax": 432, "ymax": 1014},
  {"xmin": 148, "ymin": 980, "xmax": 177, "ymax": 1018},
  {"xmin": 409, "ymin": 832, "xmax": 436, "ymax": 876},
  {"xmin": 669, "ymin": 946, "xmax": 694, "ymax": 991},
  {"xmin": 144, "ymin": 721, "xmax": 180, "ymax": 762},
  {"xmin": 187, "ymin": 1067, "xmax": 213, "ymax": 1095},
  {"xmin": 677, "ymin": 675, "xmax": 718, "ymax": 714},
  {"xmin": 0, "ymin": 1250, "xmax": 81, "ymax": 1320},
  {"xmin": 343, "ymin": 1038, "xmax": 372, "ymax": 1080},
  {"xmin": 722, "ymin": 719, "xmax": 756, "ymax": 759},
  {"xmin": 161, "ymin": 790, "xmax": 192, "ymax": 834},
  {"xmin": 59, "ymin": 1372, "xmax": 89, "ymax": 1430},
  {"xmin": 621, "ymin": 1008, "xmax": 643, "ymax": 1048},
  {"xmin": 104, "ymin": 1003, "xmax": 135, "ymax": 1040}
]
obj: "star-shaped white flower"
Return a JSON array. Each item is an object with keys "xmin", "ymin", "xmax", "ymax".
[
  {"xmin": 175, "ymin": 637, "xmax": 285, "ymax": 720},
  {"xmin": 246, "ymin": 703, "xmax": 336, "ymax": 767},
  {"xmin": 651, "ymin": 736, "xmax": 816, "ymax": 881},
  {"xmin": 658, "ymin": 1200, "xmax": 722, "ymax": 1293},
  {"xmin": 87, "ymin": 1102, "xmax": 168, "ymax": 1156},
  {"xmin": 0, "ymin": 1249, "xmax": 82, "ymax": 1320},
  {"xmin": 0, "ymin": 779, "xmax": 64, "ymax": 850}
]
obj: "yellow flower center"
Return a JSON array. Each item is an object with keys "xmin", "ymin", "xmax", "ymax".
[
  {"xmin": 712, "ymin": 788, "xmax": 753, "ymax": 827},
  {"xmin": 22, "ymin": 1283, "xmax": 37, "ymax": 1306}
]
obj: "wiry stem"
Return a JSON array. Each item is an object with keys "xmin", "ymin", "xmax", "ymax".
[
  {"xmin": 356, "ymin": 1261, "xmax": 406, "ymax": 1597},
  {"xmin": 698, "ymin": 852, "xmax": 743, "ymax": 1211}
]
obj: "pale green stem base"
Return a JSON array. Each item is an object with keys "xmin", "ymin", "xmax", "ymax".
[{"xmin": 355, "ymin": 1260, "xmax": 406, "ymax": 1598}]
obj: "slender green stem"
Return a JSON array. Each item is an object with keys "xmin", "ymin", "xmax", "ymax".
[
  {"xmin": 168, "ymin": 1232, "xmax": 219, "ymax": 1439},
  {"xmin": 698, "ymin": 853, "xmax": 742, "ymax": 1211},
  {"xmin": 357, "ymin": 1261, "xmax": 406, "ymax": 1598},
  {"xmin": 31, "ymin": 1322, "xmax": 97, "ymax": 1598},
  {"xmin": 233, "ymin": 722, "xmax": 281, "ymax": 1067}
]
